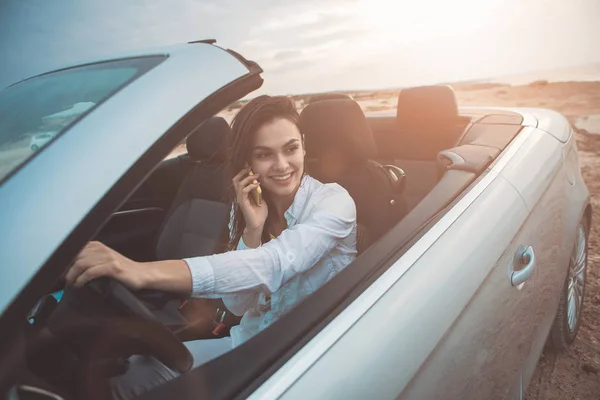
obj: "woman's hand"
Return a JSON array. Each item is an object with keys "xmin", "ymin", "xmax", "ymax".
[
  {"xmin": 65, "ymin": 241, "xmax": 148, "ymax": 290},
  {"xmin": 232, "ymin": 167, "xmax": 268, "ymax": 231}
]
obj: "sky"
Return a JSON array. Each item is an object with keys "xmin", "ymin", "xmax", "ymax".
[{"xmin": 0, "ymin": 0, "xmax": 599, "ymax": 95}]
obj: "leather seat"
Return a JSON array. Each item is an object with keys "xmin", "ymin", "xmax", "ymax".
[
  {"xmin": 155, "ymin": 116, "xmax": 232, "ymax": 260},
  {"xmin": 307, "ymin": 92, "xmax": 354, "ymax": 104},
  {"xmin": 142, "ymin": 116, "xmax": 235, "ymax": 338},
  {"xmin": 388, "ymin": 85, "xmax": 472, "ymax": 211},
  {"xmin": 300, "ymin": 99, "xmax": 406, "ymax": 247},
  {"xmin": 395, "ymin": 85, "xmax": 471, "ymax": 160}
]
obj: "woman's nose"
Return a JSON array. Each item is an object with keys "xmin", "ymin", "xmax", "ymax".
[{"xmin": 274, "ymin": 153, "xmax": 289, "ymax": 170}]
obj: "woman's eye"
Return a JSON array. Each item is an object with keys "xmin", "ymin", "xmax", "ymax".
[
  {"xmin": 255, "ymin": 152, "xmax": 269, "ymax": 159},
  {"xmin": 285, "ymin": 145, "xmax": 299, "ymax": 154}
]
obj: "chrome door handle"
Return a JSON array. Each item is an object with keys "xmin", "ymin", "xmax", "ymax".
[{"xmin": 511, "ymin": 246, "xmax": 535, "ymax": 286}]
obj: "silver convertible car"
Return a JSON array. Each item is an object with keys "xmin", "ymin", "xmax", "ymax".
[{"xmin": 0, "ymin": 40, "xmax": 591, "ymax": 400}]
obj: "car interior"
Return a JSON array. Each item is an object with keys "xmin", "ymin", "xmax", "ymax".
[{"xmin": 17, "ymin": 85, "xmax": 529, "ymax": 399}]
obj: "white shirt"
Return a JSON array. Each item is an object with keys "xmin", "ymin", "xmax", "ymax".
[{"xmin": 183, "ymin": 175, "xmax": 357, "ymax": 346}]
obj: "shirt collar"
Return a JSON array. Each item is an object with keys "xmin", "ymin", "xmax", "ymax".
[{"xmin": 284, "ymin": 174, "xmax": 312, "ymax": 227}]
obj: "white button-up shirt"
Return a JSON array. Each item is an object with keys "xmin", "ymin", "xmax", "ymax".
[{"xmin": 183, "ymin": 175, "xmax": 357, "ymax": 346}]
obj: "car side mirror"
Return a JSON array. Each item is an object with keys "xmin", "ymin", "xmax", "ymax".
[{"xmin": 382, "ymin": 165, "xmax": 406, "ymax": 195}]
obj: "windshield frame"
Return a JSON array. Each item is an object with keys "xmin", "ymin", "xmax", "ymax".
[{"xmin": 0, "ymin": 55, "xmax": 167, "ymax": 185}]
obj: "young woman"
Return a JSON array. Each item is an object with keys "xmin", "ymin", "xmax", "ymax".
[{"xmin": 66, "ymin": 95, "xmax": 357, "ymax": 398}]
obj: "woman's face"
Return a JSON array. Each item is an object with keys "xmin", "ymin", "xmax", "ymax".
[{"xmin": 250, "ymin": 117, "xmax": 305, "ymax": 200}]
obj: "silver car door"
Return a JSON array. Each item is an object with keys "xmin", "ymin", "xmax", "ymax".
[
  {"xmin": 259, "ymin": 151, "xmax": 538, "ymax": 399},
  {"xmin": 497, "ymin": 123, "xmax": 577, "ymax": 383}
]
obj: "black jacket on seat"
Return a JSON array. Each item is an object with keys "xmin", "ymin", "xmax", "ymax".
[{"xmin": 155, "ymin": 116, "xmax": 232, "ymax": 260}]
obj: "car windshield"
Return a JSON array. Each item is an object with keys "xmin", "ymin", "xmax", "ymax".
[{"xmin": 0, "ymin": 56, "xmax": 165, "ymax": 183}]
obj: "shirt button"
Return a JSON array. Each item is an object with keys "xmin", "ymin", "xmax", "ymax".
[{"xmin": 286, "ymin": 251, "xmax": 296, "ymax": 263}]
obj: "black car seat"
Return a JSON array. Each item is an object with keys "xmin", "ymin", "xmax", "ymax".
[
  {"xmin": 390, "ymin": 85, "xmax": 471, "ymax": 211},
  {"xmin": 307, "ymin": 92, "xmax": 354, "ymax": 104},
  {"xmin": 155, "ymin": 116, "xmax": 232, "ymax": 260},
  {"xmin": 300, "ymin": 99, "xmax": 407, "ymax": 249},
  {"xmin": 147, "ymin": 116, "xmax": 240, "ymax": 338}
]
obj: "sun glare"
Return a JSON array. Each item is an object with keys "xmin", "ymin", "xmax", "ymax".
[{"xmin": 357, "ymin": 0, "xmax": 501, "ymax": 41}]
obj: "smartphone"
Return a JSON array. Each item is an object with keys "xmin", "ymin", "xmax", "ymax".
[{"xmin": 248, "ymin": 169, "xmax": 262, "ymax": 206}]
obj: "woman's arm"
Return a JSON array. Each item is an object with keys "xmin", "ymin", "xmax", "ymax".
[
  {"xmin": 64, "ymin": 242, "xmax": 194, "ymax": 293},
  {"xmin": 232, "ymin": 168, "xmax": 268, "ymax": 248},
  {"xmin": 185, "ymin": 187, "xmax": 356, "ymax": 297},
  {"xmin": 66, "ymin": 187, "xmax": 355, "ymax": 299},
  {"xmin": 240, "ymin": 226, "xmax": 262, "ymax": 248},
  {"xmin": 221, "ymin": 231, "xmax": 261, "ymax": 315}
]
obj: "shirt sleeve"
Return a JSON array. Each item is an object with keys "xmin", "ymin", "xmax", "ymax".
[
  {"xmin": 217, "ymin": 207, "xmax": 261, "ymax": 316},
  {"xmin": 183, "ymin": 187, "xmax": 356, "ymax": 298},
  {"xmin": 220, "ymin": 236, "xmax": 260, "ymax": 316}
]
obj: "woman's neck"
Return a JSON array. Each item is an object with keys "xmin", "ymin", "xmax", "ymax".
[
  {"xmin": 269, "ymin": 182, "xmax": 302, "ymax": 226},
  {"xmin": 270, "ymin": 192, "xmax": 295, "ymax": 221}
]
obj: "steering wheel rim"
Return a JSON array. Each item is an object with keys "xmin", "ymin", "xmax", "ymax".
[
  {"xmin": 81, "ymin": 317, "xmax": 193, "ymax": 400},
  {"xmin": 86, "ymin": 278, "xmax": 162, "ymax": 323},
  {"xmin": 47, "ymin": 277, "xmax": 194, "ymax": 373},
  {"xmin": 43, "ymin": 277, "xmax": 193, "ymax": 398},
  {"xmin": 83, "ymin": 277, "xmax": 193, "ymax": 372}
]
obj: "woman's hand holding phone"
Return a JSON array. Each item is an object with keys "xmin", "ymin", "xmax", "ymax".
[{"xmin": 233, "ymin": 168, "xmax": 268, "ymax": 246}]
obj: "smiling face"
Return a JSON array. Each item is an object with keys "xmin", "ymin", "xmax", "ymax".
[{"xmin": 250, "ymin": 117, "xmax": 305, "ymax": 200}]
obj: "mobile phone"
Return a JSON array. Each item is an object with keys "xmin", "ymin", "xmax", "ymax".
[{"xmin": 248, "ymin": 169, "xmax": 262, "ymax": 206}]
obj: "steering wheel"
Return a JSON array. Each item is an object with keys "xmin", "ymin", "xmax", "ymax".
[{"xmin": 42, "ymin": 277, "xmax": 193, "ymax": 399}]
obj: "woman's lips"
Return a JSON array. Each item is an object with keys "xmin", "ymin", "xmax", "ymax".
[{"xmin": 269, "ymin": 171, "xmax": 294, "ymax": 185}]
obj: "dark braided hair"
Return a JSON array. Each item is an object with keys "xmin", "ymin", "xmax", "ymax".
[{"xmin": 225, "ymin": 95, "xmax": 301, "ymax": 250}]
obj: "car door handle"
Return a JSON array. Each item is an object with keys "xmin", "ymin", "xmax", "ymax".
[{"xmin": 511, "ymin": 246, "xmax": 535, "ymax": 286}]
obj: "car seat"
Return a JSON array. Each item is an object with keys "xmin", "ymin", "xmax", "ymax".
[
  {"xmin": 155, "ymin": 116, "xmax": 232, "ymax": 260},
  {"xmin": 300, "ymin": 99, "xmax": 407, "ymax": 249}
]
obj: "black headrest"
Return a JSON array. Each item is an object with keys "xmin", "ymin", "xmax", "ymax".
[
  {"xmin": 186, "ymin": 116, "xmax": 230, "ymax": 162},
  {"xmin": 300, "ymin": 99, "xmax": 377, "ymax": 160},
  {"xmin": 307, "ymin": 93, "xmax": 354, "ymax": 104},
  {"xmin": 397, "ymin": 85, "xmax": 460, "ymax": 128}
]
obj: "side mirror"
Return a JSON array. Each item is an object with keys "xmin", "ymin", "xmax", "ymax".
[{"xmin": 382, "ymin": 165, "xmax": 406, "ymax": 195}]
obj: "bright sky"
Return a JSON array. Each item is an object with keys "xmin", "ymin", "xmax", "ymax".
[{"xmin": 1, "ymin": 0, "xmax": 599, "ymax": 95}]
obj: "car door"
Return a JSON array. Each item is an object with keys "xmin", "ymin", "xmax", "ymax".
[
  {"xmin": 254, "ymin": 132, "xmax": 539, "ymax": 400},
  {"xmin": 496, "ymin": 125, "xmax": 575, "ymax": 384}
]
